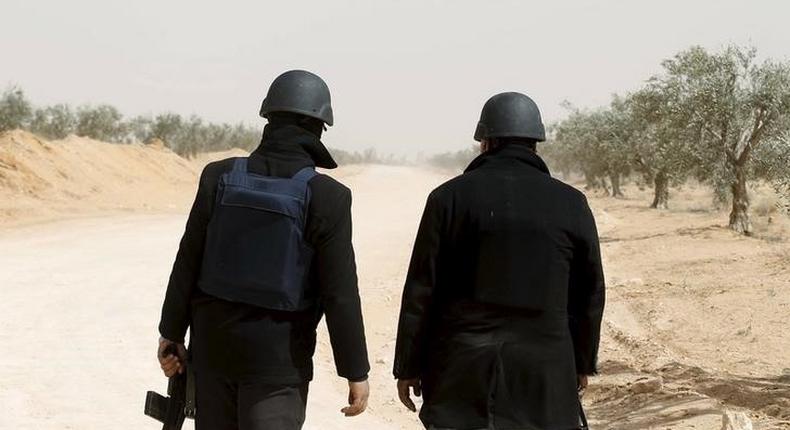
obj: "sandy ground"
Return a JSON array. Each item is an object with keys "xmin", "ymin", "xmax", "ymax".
[
  {"xmin": 581, "ymin": 183, "xmax": 790, "ymax": 430},
  {"xmin": 1, "ymin": 133, "xmax": 789, "ymax": 429},
  {"xmin": 0, "ymin": 163, "xmax": 445, "ymax": 430}
]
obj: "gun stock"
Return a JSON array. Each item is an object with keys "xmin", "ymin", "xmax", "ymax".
[
  {"xmin": 144, "ymin": 344, "xmax": 190, "ymax": 430},
  {"xmin": 144, "ymin": 390, "xmax": 168, "ymax": 422}
]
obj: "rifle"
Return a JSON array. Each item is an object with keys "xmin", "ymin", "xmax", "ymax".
[
  {"xmin": 578, "ymin": 394, "xmax": 589, "ymax": 430},
  {"xmin": 144, "ymin": 344, "xmax": 196, "ymax": 430}
]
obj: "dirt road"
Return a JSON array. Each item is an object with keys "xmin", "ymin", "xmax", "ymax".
[
  {"xmin": 0, "ymin": 165, "xmax": 445, "ymax": 429},
  {"xmin": 1, "ymin": 165, "xmax": 788, "ymax": 429}
]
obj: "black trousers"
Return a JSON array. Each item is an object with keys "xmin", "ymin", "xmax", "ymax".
[{"xmin": 195, "ymin": 372, "xmax": 309, "ymax": 430}]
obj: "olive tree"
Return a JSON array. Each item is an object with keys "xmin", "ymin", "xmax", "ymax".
[
  {"xmin": 628, "ymin": 88, "xmax": 698, "ymax": 209},
  {"xmin": 178, "ymin": 115, "xmax": 207, "ymax": 156},
  {"xmin": 76, "ymin": 104, "xmax": 126, "ymax": 142},
  {"xmin": 149, "ymin": 113, "xmax": 185, "ymax": 152},
  {"xmin": 228, "ymin": 122, "xmax": 259, "ymax": 152},
  {"xmin": 552, "ymin": 108, "xmax": 603, "ymax": 191},
  {"xmin": 754, "ymin": 129, "xmax": 790, "ymax": 213},
  {"xmin": 552, "ymin": 105, "xmax": 633, "ymax": 197},
  {"xmin": 596, "ymin": 96, "xmax": 640, "ymax": 198},
  {"xmin": 30, "ymin": 104, "xmax": 77, "ymax": 139},
  {"xmin": 0, "ymin": 86, "xmax": 33, "ymax": 132},
  {"xmin": 541, "ymin": 125, "xmax": 576, "ymax": 180},
  {"xmin": 126, "ymin": 113, "xmax": 258, "ymax": 157},
  {"xmin": 126, "ymin": 115, "xmax": 153, "ymax": 144},
  {"xmin": 652, "ymin": 45, "xmax": 790, "ymax": 234}
]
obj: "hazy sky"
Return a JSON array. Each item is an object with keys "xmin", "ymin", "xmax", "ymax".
[{"xmin": 2, "ymin": 0, "xmax": 789, "ymax": 154}]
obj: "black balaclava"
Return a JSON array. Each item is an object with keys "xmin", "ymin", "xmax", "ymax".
[
  {"xmin": 261, "ymin": 112, "xmax": 338, "ymax": 169},
  {"xmin": 488, "ymin": 137, "xmax": 538, "ymax": 153},
  {"xmin": 265, "ymin": 112, "xmax": 324, "ymax": 138}
]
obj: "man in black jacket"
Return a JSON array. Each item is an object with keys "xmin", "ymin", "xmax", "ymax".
[
  {"xmin": 394, "ymin": 92, "xmax": 605, "ymax": 430},
  {"xmin": 157, "ymin": 70, "xmax": 370, "ymax": 430}
]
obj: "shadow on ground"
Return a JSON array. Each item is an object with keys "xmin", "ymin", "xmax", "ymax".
[{"xmin": 585, "ymin": 361, "xmax": 790, "ymax": 429}]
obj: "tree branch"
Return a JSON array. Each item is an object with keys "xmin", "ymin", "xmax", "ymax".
[
  {"xmin": 737, "ymin": 107, "xmax": 770, "ymax": 165},
  {"xmin": 692, "ymin": 109, "xmax": 724, "ymax": 142}
]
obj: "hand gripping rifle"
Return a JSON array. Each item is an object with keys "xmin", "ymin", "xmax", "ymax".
[{"xmin": 144, "ymin": 344, "xmax": 196, "ymax": 430}]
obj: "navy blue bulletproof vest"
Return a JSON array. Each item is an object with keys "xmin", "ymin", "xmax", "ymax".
[{"xmin": 197, "ymin": 157, "xmax": 318, "ymax": 311}]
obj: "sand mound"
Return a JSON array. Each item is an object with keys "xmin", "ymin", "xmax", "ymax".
[
  {"xmin": 0, "ymin": 130, "xmax": 202, "ymax": 226},
  {"xmin": 189, "ymin": 148, "xmax": 250, "ymax": 166}
]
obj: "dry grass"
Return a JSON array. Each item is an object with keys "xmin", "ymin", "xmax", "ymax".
[{"xmin": 753, "ymin": 192, "xmax": 780, "ymax": 217}]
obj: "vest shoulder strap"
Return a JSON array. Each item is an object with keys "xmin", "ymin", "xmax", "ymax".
[
  {"xmin": 291, "ymin": 166, "xmax": 318, "ymax": 183},
  {"xmin": 231, "ymin": 157, "xmax": 248, "ymax": 172}
]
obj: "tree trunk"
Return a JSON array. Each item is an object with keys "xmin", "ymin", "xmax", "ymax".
[
  {"xmin": 650, "ymin": 170, "xmax": 669, "ymax": 209},
  {"xmin": 601, "ymin": 177, "xmax": 611, "ymax": 196},
  {"xmin": 584, "ymin": 172, "xmax": 596, "ymax": 191},
  {"xmin": 610, "ymin": 173, "xmax": 624, "ymax": 198},
  {"xmin": 728, "ymin": 164, "xmax": 753, "ymax": 235}
]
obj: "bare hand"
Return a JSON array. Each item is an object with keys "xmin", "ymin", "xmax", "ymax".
[
  {"xmin": 341, "ymin": 380, "xmax": 369, "ymax": 417},
  {"xmin": 577, "ymin": 374, "xmax": 589, "ymax": 393},
  {"xmin": 157, "ymin": 337, "xmax": 187, "ymax": 378},
  {"xmin": 397, "ymin": 378, "xmax": 421, "ymax": 412}
]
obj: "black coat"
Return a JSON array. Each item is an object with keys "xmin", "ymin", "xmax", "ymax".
[
  {"xmin": 394, "ymin": 144, "xmax": 605, "ymax": 429},
  {"xmin": 159, "ymin": 125, "xmax": 370, "ymax": 384}
]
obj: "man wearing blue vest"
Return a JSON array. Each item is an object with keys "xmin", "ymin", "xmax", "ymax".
[{"xmin": 156, "ymin": 70, "xmax": 370, "ymax": 430}]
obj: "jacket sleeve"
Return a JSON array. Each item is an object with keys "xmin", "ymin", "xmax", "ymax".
[
  {"xmin": 158, "ymin": 167, "xmax": 215, "ymax": 343},
  {"xmin": 313, "ymin": 187, "xmax": 370, "ymax": 381},
  {"xmin": 393, "ymin": 191, "xmax": 443, "ymax": 379},
  {"xmin": 568, "ymin": 195, "xmax": 606, "ymax": 375}
]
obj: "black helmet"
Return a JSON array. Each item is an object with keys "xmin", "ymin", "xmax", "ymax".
[
  {"xmin": 474, "ymin": 92, "xmax": 545, "ymax": 142},
  {"xmin": 260, "ymin": 70, "xmax": 334, "ymax": 126}
]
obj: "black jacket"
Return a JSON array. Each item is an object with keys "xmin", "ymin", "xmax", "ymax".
[
  {"xmin": 159, "ymin": 125, "xmax": 369, "ymax": 384},
  {"xmin": 394, "ymin": 144, "xmax": 605, "ymax": 429}
]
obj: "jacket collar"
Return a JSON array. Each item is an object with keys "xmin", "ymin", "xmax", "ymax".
[
  {"xmin": 252, "ymin": 124, "xmax": 338, "ymax": 169},
  {"xmin": 464, "ymin": 144, "xmax": 551, "ymax": 175}
]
